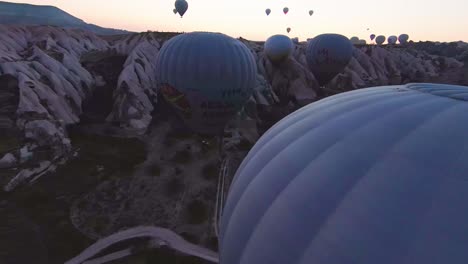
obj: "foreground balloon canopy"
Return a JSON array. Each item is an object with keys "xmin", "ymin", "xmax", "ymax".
[
  {"xmin": 305, "ymin": 33, "xmax": 353, "ymax": 86},
  {"xmin": 155, "ymin": 32, "xmax": 257, "ymax": 135},
  {"xmin": 174, "ymin": 0, "xmax": 188, "ymax": 17},
  {"xmin": 264, "ymin": 34, "xmax": 293, "ymax": 63},
  {"xmin": 220, "ymin": 83, "xmax": 468, "ymax": 264}
]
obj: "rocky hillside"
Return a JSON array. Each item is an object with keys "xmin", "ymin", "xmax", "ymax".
[
  {"xmin": 0, "ymin": 1, "xmax": 130, "ymax": 35},
  {"xmin": 1, "ymin": 26, "xmax": 467, "ymax": 263}
]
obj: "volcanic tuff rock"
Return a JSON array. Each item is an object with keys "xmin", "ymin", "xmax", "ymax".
[{"xmin": 0, "ymin": 26, "xmax": 467, "ymax": 191}]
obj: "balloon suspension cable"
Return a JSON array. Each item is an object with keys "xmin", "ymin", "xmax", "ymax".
[{"xmin": 214, "ymin": 130, "xmax": 226, "ymax": 238}]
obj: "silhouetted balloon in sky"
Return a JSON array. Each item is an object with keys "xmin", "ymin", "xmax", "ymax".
[
  {"xmin": 350, "ymin": 36, "xmax": 360, "ymax": 45},
  {"xmin": 174, "ymin": 0, "xmax": 188, "ymax": 17},
  {"xmin": 264, "ymin": 34, "xmax": 293, "ymax": 64},
  {"xmin": 220, "ymin": 83, "xmax": 468, "ymax": 264},
  {"xmin": 370, "ymin": 34, "xmax": 376, "ymax": 41},
  {"xmin": 305, "ymin": 33, "xmax": 353, "ymax": 86},
  {"xmin": 265, "ymin": 8, "xmax": 271, "ymax": 16},
  {"xmin": 376, "ymin": 35, "xmax": 386, "ymax": 45},
  {"xmin": 398, "ymin": 34, "xmax": 409, "ymax": 44},
  {"xmin": 155, "ymin": 32, "xmax": 257, "ymax": 135},
  {"xmin": 309, "ymin": 10, "xmax": 314, "ymax": 16},
  {"xmin": 283, "ymin": 7, "xmax": 289, "ymax": 14},
  {"xmin": 173, "ymin": 8, "xmax": 177, "ymax": 14},
  {"xmin": 286, "ymin": 27, "xmax": 291, "ymax": 33},
  {"xmin": 388, "ymin": 35, "xmax": 398, "ymax": 44}
]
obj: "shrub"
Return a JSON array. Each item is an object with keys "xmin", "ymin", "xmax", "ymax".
[{"xmin": 185, "ymin": 200, "xmax": 207, "ymax": 225}]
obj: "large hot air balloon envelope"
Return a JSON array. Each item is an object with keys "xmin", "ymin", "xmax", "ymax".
[
  {"xmin": 155, "ymin": 32, "xmax": 257, "ymax": 135},
  {"xmin": 309, "ymin": 10, "xmax": 314, "ymax": 16},
  {"xmin": 388, "ymin": 35, "xmax": 398, "ymax": 45},
  {"xmin": 220, "ymin": 83, "xmax": 468, "ymax": 264},
  {"xmin": 375, "ymin": 35, "xmax": 386, "ymax": 45},
  {"xmin": 370, "ymin": 34, "xmax": 376, "ymax": 41},
  {"xmin": 286, "ymin": 27, "xmax": 291, "ymax": 33},
  {"xmin": 174, "ymin": 0, "xmax": 188, "ymax": 17},
  {"xmin": 265, "ymin": 8, "xmax": 271, "ymax": 16},
  {"xmin": 305, "ymin": 34, "xmax": 353, "ymax": 86},
  {"xmin": 283, "ymin": 7, "xmax": 289, "ymax": 14},
  {"xmin": 399, "ymin": 34, "xmax": 409, "ymax": 44},
  {"xmin": 264, "ymin": 35, "xmax": 293, "ymax": 64}
]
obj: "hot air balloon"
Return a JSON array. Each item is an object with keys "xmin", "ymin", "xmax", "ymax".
[
  {"xmin": 265, "ymin": 8, "xmax": 271, "ymax": 16},
  {"xmin": 388, "ymin": 35, "xmax": 398, "ymax": 45},
  {"xmin": 309, "ymin": 10, "xmax": 314, "ymax": 16},
  {"xmin": 173, "ymin": 8, "xmax": 178, "ymax": 14},
  {"xmin": 264, "ymin": 35, "xmax": 293, "ymax": 64},
  {"xmin": 283, "ymin": 7, "xmax": 289, "ymax": 14},
  {"xmin": 291, "ymin": 37, "xmax": 299, "ymax": 44},
  {"xmin": 220, "ymin": 83, "xmax": 468, "ymax": 264},
  {"xmin": 286, "ymin": 27, "xmax": 291, "ymax": 33},
  {"xmin": 174, "ymin": 0, "xmax": 188, "ymax": 17},
  {"xmin": 305, "ymin": 34, "xmax": 353, "ymax": 86},
  {"xmin": 155, "ymin": 32, "xmax": 257, "ymax": 135},
  {"xmin": 359, "ymin": 39, "xmax": 367, "ymax": 45},
  {"xmin": 350, "ymin": 36, "xmax": 360, "ymax": 45},
  {"xmin": 370, "ymin": 34, "xmax": 376, "ymax": 41},
  {"xmin": 375, "ymin": 35, "xmax": 386, "ymax": 45},
  {"xmin": 398, "ymin": 34, "xmax": 409, "ymax": 44}
]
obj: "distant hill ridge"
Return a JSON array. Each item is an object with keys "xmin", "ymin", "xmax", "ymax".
[{"xmin": 0, "ymin": 1, "xmax": 132, "ymax": 35}]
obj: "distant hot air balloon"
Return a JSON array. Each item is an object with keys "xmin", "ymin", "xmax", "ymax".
[
  {"xmin": 174, "ymin": 0, "xmax": 188, "ymax": 17},
  {"xmin": 173, "ymin": 8, "xmax": 178, "ymax": 14},
  {"xmin": 265, "ymin": 8, "xmax": 271, "ymax": 16},
  {"xmin": 398, "ymin": 34, "xmax": 409, "ymax": 44},
  {"xmin": 309, "ymin": 10, "xmax": 314, "ymax": 16},
  {"xmin": 264, "ymin": 34, "xmax": 293, "ymax": 64},
  {"xmin": 375, "ymin": 35, "xmax": 386, "ymax": 45},
  {"xmin": 305, "ymin": 34, "xmax": 353, "ymax": 86},
  {"xmin": 350, "ymin": 36, "xmax": 360, "ymax": 45},
  {"xmin": 286, "ymin": 27, "xmax": 291, "ymax": 33},
  {"xmin": 367, "ymin": 28, "xmax": 370, "ymax": 30},
  {"xmin": 388, "ymin": 35, "xmax": 398, "ymax": 45},
  {"xmin": 220, "ymin": 82, "xmax": 468, "ymax": 264},
  {"xmin": 155, "ymin": 32, "xmax": 257, "ymax": 135},
  {"xmin": 283, "ymin": 7, "xmax": 289, "ymax": 14},
  {"xmin": 370, "ymin": 34, "xmax": 376, "ymax": 41}
]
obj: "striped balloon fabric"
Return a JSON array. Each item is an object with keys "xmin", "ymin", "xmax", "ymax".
[{"xmin": 220, "ymin": 83, "xmax": 468, "ymax": 264}]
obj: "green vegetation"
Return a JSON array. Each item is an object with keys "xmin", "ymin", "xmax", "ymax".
[
  {"xmin": 0, "ymin": 135, "xmax": 19, "ymax": 154},
  {"xmin": 171, "ymin": 150, "xmax": 191, "ymax": 164},
  {"xmin": 202, "ymin": 162, "xmax": 219, "ymax": 180},
  {"xmin": 237, "ymin": 138, "xmax": 254, "ymax": 151},
  {"xmin": 185, "ymin": 200, "xmax": 207, "ymax": 225},
  {"xmin": 166, "ymin": 177, "xmax": 184, "ymax": 196},
  {"xmin": 5, "ymin": 132, "xmax": 146, "ymax": 263},
  {"xmin": 147, "ymin": 163, "xmax": 161, "ymax": 176},
  {"xmin": 180, "ymin": 232, "xmax": 199, "ymax": 244}
]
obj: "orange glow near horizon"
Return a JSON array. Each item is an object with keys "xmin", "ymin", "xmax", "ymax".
[{"xmin": 6, "ymin": 0, "xmax": 468, "ymax": 42}]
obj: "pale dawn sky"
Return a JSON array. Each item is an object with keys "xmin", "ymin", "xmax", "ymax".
[{"xmin": 7, "ymin": 0, "xmax": 468, "ymax": 42}]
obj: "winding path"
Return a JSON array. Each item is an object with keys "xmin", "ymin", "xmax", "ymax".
[{"xmin": 65, "ymin": 226, "xmax": 219, "ymax": 264}]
